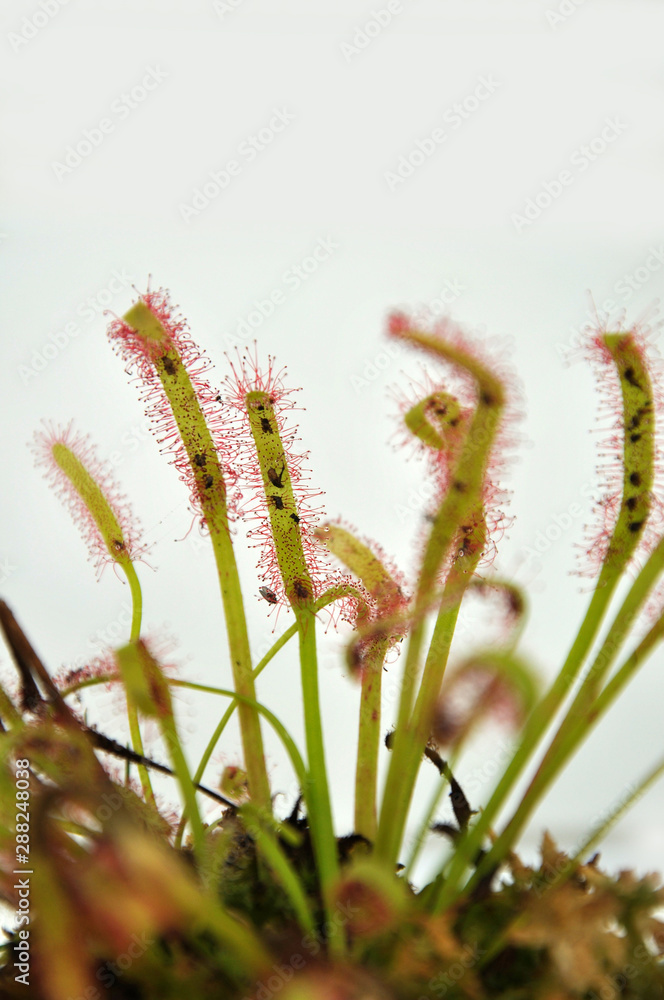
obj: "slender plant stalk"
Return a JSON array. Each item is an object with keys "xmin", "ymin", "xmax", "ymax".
[
  {"xmin": 296, "ymin": 608, "xmax": 342, "ymax": 953},
  {"xmin": 354, "ymin": 650, "xmax": 384, "ymax": 841},
  {"xmin": 169, "ymin": 681, "xmax": 309, "ymax": 788},
  {"xmin": 122, "ymin": 561, "xmax": 154, "ymax": 804},
  {"xmin": 434, "ymin": 583, "xmax": 617, "ymax": 910},
  {"xmin": 115, "ymin": 640, "xmax": 206, "ymax": 861},
  {"xmin": 403, "ymin": 746, "xmax": 462, "ymax": 880},
  {"xmin": 34, "ymin": 426, "xmax": 157, "ymax": 802},
  {"xmin": 241, "ymin": 386, "xmax": 343, "ymax": 953},
  {"xmin": 382, "ymin": 538, "xmax": 482, "ymax": 866},
  {"xmin": 190, "ymin": 587, "xmax": 361, "ymax": 792},
  {"xmin": 493, "ymin": 537, "xmax": 664, "ymax": 860},
  {"xmin": 434, "ymin": 329, "xmax": 657, "ymax": 910},
  {"xmin": 496, "ymin": 597, "xmax": 664, "ymax": 864},
  {"xmin": 376, "ymin": 321, "xmax": 504, "ymax": 865},
  {"xmin": 315, "ymin": 524, "xmax": 404, "ymax": 841},
  {"xmin": 479, "ymin": 749, "xmax": 664, "ymax": 972},
  {"xmin": 120, "ymin": 301, "xmax": 272, "ymax": 811},
  {"xmin": 171, "ymin": 679, "xmax": 311, "ymax": 850},
  {"xmin": 239, "ymin": 803, "xmax": 317, "ymax": 935}
]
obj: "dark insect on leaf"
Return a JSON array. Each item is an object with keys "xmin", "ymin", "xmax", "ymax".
[
  {"xmin": 267, "ymin": 465, "xmax": 285, "ymax": 488},
  {"xmin": 293, "ymin": 579, "xmax": 311, "ymax": 601}
]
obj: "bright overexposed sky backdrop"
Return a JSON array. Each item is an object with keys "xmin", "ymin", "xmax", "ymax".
[{"xmin": 1, "ymin": 0, "xmax": 663, "ymax": 879}]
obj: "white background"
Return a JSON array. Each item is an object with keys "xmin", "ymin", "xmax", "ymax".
[{"xmin": 1, "ymin": 0, "xmax": 663, "ymax": 881}]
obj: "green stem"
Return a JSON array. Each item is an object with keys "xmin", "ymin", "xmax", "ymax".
[
  {"xmin": 432, "ymin": 582, "xmax": 617, "ymax": 913},
  {"xmin": 209, "ymin": 524, "xmax": 272, "ymax": 809},
  {"xmin": 567, "ymin": 752, "xmax": 664, "ymax": 872},
  {"xmin": 169, "ymin": 681, "xmax": 308, "ymax": 790},
  {"xmin": 173, "ymin": 588, "xmax": 365, "ymax": 851},
  {"xmin": 375, "ymin": 324, "xmax": 504, "ymax": 867},
  {"xmin": 490, "ymin": 538, "xmax": 664, "ymax": 864},
  {"xmin": 122, "ymin": 561, "xmax": 154, "ymax": 805},
  {"xmin": 122, "ymin": 301, "xmax": 271, "ymax": 811},
  {"xmin": 115, "ymin": 641, "xmax": 205, "ymax": 862},
  {"xmin": 403, "ymin": 749, "xmax": 460, "ymax": 881},
  {"xmin": 192, "ymin": 623, "xmax": 299, "ymax": 797},
  {"xmin": 313, "ymin": 524, "xmax": 400, "ymax": 844},
  {"xmin": 373, "ymin": 621, "xmax": 425, "ymax": 862},
  {"xmin": 190, "ymin": 587, "xmax": 355, "ymax": 797},
  {"xmin": 502, "ymin": 597, "xmax": 664, "ymax": 857},
  {"xmin": 354, "ymin": 641, "xmax": 386, "ymax": 841},
  {"xmin": 239, "ymin": 803, "xmax": 316, "ymax": 936},
  {"xmin": 125, "ymin": 562, "xmax": 143, "ymax": 642},
  {"xmin": 161, "ymin": 713, "xmax": 206, "ymax": 859},
  {"xmin": 434, "ymin": 329, "xmax": 657, "ymax": 911},
  {"xmin": 479, "ymin": 750, "xmax": 664, "ymax": 972},
  {"xmin": 379, "ymin": 601, "xmax": 461, "ymax": 865},
  {"xmin": 376, "ymin": 532, "xmax": 482, "ymax": 865},
  {"xmin": 296, "ymin": 609, "xmax": 343, "ymax": 957}
]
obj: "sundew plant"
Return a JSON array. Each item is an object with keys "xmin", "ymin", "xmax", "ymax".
[{"xmin": 1, "ymin": 288, "xmax": 663, "ymax": 1000}]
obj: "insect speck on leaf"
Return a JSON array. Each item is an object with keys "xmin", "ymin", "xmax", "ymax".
[
  {"xmin": 293, "ymin": 579, "xmax": 310, "ymax": 600},
  {"xmin": 259, "ymin": 586, "xmax": 278, "ymax": 605},
  {"xmin": 270, "ymin": 495, "xmax": 285, "ymax": 510},
  {"xmin": 268, "ymin": 465, "xmax": 285, "ymax": 488},
  {"xmin": 260, "ymin": 417, "xmax": 273, "ymax": 434}
]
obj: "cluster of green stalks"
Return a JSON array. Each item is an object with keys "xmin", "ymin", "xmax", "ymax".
[{"xmin": 1, "ymin": 290, "xmax": 663, "ymax": 1000}]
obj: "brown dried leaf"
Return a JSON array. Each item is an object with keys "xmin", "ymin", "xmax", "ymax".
[{"xmin": 509, "ymin": 878, "xmax": 626, "ymax": 992}]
